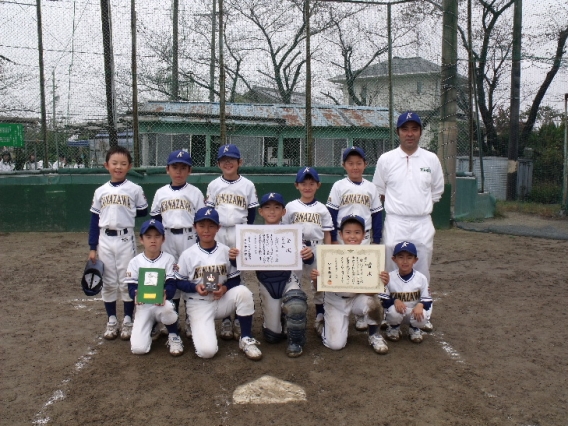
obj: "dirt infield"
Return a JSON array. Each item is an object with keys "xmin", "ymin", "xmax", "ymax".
[{"xmin": 1, "ymin": 219, "xmax": 567, "ymax": 425}]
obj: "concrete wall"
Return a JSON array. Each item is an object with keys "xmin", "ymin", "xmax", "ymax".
[{"xmin": 0, "ymin": 168, "xmax": 451, "ymax": 232}]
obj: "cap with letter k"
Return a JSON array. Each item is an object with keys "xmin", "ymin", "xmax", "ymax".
[
  {"xmin": 396, "ymin": 111, "xmax": 422, "ymax": 129},
  {"xmin": 393, "ymin": 241, "xmax": 418, "ymax": 257},
  {"xmin": 194, "ymin": 207, "xmax": 220, "ymax": 225},
  {"xmin": 259, "ymin": 192, "xmax": 285, "ymax": 207}
]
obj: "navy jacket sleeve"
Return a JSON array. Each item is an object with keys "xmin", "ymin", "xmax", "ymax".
[
  {"xmin": 177, "ymin": 279, "xmax": 197, "ymax": 293},
  {"xmin": 128, "ymin": 283, "xmax": 137, "ymax": 300},
  {"xmin": 88, "ymin": 212, "xmax": 100, "ymax": 250},
  {"xmin": 165, "ymin": 278, "xmax": 177, "ymax": 300},
  {"xmin": 247, "ymin": 207, "xmax": 256, "ymax": 225},
  {"xmin": 327, "ymin": 207, "xmax": 339, "ymax": 242},
  {"xmin": 224, "ymin": 275, "xmax": 241, "ymax": 291},
  {"xmin": 136, "ymin": 207, "xmax": 148, "ymax": 218},
  {"xmin": 371, "ymin": 211, "xmax": 383, "ymax": 243}
]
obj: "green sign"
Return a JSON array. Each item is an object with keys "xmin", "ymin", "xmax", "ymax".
[{"xmin": 0, "ymin": 123, "xmax": 24, "ymax": 147}]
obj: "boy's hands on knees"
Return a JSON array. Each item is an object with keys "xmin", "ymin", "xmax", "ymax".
[
  {"xmin": 88, "ymin": 250, "xmax": 97, "ymax": 263},
  {"xmin": 310, "ymin": 268, "xmax": 320, "ymax": 282},
  {"xmin": 300, "ymin": 246, "xmax": 313, "ymax": 260},
  {"xmin": 229, "ymin": 248, "xmax": 239, "ymax": 260},
  {"xmin": 412, "ymin": 303, "xmax": 424, "ymax": 322},
  {"xmin": 379, "ymin": 271, "xmax": 389, "ymax": 285},
  {"xmin": 212, "ymin": 285, "xmax": 227, "ymax": 300},
  {"xmin": 196, "ymin": 283, "xmax": 208, "ymax": 297},
  {"xmin": 394, "ymin": 299, "xmax": 406, "ymax": 314}
]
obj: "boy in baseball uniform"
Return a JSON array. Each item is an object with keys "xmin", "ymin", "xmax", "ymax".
[
  {"xmin": 379, "ymin": 241, "xmax": 432, "ymax": 343},
  {"xmin": 248, "ymin": 192, "xmax": 314, "ymax": 357},
  {"xmin": 126, "ymin": 219, "xmax": 183, "ymax": 356},
  {"xmin": 205, "ymin": 144, "xmax": 259, "ymax": 340},
  {"xmin": 175, "ymin": 207, "xmax": 262, "ymax": 361},
  {"xmin": 282, "ymin": 167, "xmax": 333, "ymax": 336},
  {"xmin": 310, "ymin": 215, "xmax": 389, "ymax": 354},
  {"xmin": 326, "ymin": 146, "xmax": 384, "ymax": 331},
  {"xmin": 150, "ymin": 150, "xmax": 205, "ymax": 338},
  {"xmin": 88, "ymin": 146, "xmax": 148, "ymax": 340}
]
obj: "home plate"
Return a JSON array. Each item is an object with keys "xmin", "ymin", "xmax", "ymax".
[{"xmin": 233, "ymin": 375, "xmax": 307, "ymax": 404}]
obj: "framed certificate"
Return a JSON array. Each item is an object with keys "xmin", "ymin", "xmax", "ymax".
[
  {"xmin": 235, "ymin": 224, "xmax": 303, "ymax": 271},
  {"xmin": 316, "ymin": 245, "xmax": 386, "ymax": 293},
  {"xmin": 137, "ymin": 268, "xmax": 165, "ymax": 304}
]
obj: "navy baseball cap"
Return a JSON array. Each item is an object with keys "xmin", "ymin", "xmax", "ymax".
[
  {"xmin": 194, "ymin": 207, "xmax": 220, "ymax": 225},
  {"xmin": 295, "ymin": 166, "xmax": 320, "ymax": 183},
  {"xmin": 167, "ymin": 150, "xmax": 192, "ymax": 166},
  {"xmin": 140, "ymin": 219, "xmax": 165, "ymax": 236},
  {"xmin": 393, "ymin": 241, "xmax": 418, "ymax": 257},
  {"xmin": 81, "ymin": 259, "xmax": 104, "ymax": 296},
  {"xmin": 339, "ymin": 214, "xmax": 365, "ymax": 230},
  {"xmin": 342, "ymin": 146, "xmax": 366, "ymax": 162},
  {"xmin": 259, "ymin": 192, "xmax": 285, "ymax": 207},
  {"xmin": 396, "ymin": 111, "xmax": 422, "ymax": 129},
  {"xmin": 217, "ymin": 144, "xmax": 241, "ymax": 160}
]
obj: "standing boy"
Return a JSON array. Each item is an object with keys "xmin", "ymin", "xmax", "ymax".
[
  {"xmin": 253, "ymin": 192, "xmax": 314, "ymax": 357},
  {"xmin": 150, "ymin": 150, "xmax": 205, "ymax": 338},
  {"xmin": 175, "ymin": 207, "xmax": 262, "ymax": 361},
  {"xmin": 326, "ymin": 146, "xmax": 384, "ymax": 331},
  {"xmin": 126, "ymin": 219, "xmax": 183, "ymax": 356},
  {"xmin": 310, "ymin": 215, "xmax": 389, "ymax": 354},
  {"xmin": 205, "ymin": 144, "xmax": 259, "ymax": 339},
  {"xmin": 379, "ymin": 241, "xmax": 432, "ymax": 343},
  {"xmin": 88, "ymin": 146, "xmax": 148, "ymax": 340},
  {"xmin": 282, "ymin": 167, "xmax": 333, "ymax": 335},
  {"xmin": 372, "ymin": 111, "xmax": 444, "ymax": 331}
]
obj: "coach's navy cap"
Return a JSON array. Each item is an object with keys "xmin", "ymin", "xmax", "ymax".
[
  {"xmin": 217, "ymin": 144, "xmax": 241, "ymax": 160},
  {"xmin": 396, "ymin": 111, "xmax": 422, "ymax": 129},
  {"xmin": 339, "ymin": 214, "xmax": 365, "ymax": 230},
  {"xmin": 140, "ymin": 219, "xmax": 165, "ymax": 236},
  {"xmin": 194, "ymin": 207, "xmax": 220, "ymax": 225},
  {"xmin": 260, "ymin": 192, "xmax": 285, "ymax": 207},
  {"xmin": 295, "ymin": 166, "xmax": 320, "ymax": 183},
  {"xmin": 393, "ymin": 241, "xmax": 418, "ymax": 257},
  {"xmin": 167, "ymin": 150, "xmax": 192, "ymax": 166},
  {"xmin": 342, "ymin": 146, "xmax": 366, "ymax": 162}
]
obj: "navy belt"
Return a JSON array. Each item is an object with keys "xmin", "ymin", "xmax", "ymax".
[
  {"xmin": 170, "ymin": 227, "xmax": 192, "ymax": 235},
  {"xmin": 105, "ymin": 228, "xmax": 128, "ymax": 236}
]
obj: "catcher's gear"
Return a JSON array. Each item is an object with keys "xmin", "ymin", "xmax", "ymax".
[
  {"xmin": 82, "ymin": 259, "xmax": 104, "ymax": 296},
  {"xmin": 282, "ymin": 289, "xmax": 308, "ymax": 354},
  {"xmin": 262, "ymin": 326, "xmax": 284, "ymax": 344},
  {"xmin": 256, "ymin": 270, "xmax": 291, "ymax": 299}
]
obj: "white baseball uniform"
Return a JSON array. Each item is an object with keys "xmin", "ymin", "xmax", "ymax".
[
  {"xmin": 372, "ymin": 146, "xmax": 444, "ymax": 282},
  {"xmin": 322, "ymin": 291, "xmax": 378, "ymax": 350},
  {"xmin": 125, "ymin": 251, "xmax": 179, "ymax": 354},
  {"xmin": 0, "ymin": 160, "xmax": 15, "ymax": 171},
  {"xmin": 205, "ymin": 176, "xmax": 258, "ymax": 248},
  {"xmin": 90, "ymin": 180, "xmax": 148, "ymax": 302},
  {"xmin": 326, "ymin": 177, "xmax": 383, "ymax": 245},
  {"xmin": 380, "ymin": 269, "xmax": 432, "ymax": 329},
  {"xmin": 175, "ymin": 242, "xmax": 255, "ymax": 359}
]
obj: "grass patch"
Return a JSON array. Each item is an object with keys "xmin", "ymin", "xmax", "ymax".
[{"xmin": 495, "ymin": 201, "xmax": 562, "ymax": 218}]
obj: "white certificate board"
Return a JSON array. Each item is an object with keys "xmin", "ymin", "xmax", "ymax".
[
  {"xmin": 235, "ymin": 224, "xmax": 303, "ymax": 271},
  {"xmin": 316, "ymin": 245, "xmax": 386, "ymax": 293}
]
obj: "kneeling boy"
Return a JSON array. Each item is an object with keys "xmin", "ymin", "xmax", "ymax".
[
  {"xmin": 175, "ymin": 207, "xmax": 262, "ymax": 360},
  {"xmin": 126, "ymin": 219, "xmax": 183, "ymax": 356}
]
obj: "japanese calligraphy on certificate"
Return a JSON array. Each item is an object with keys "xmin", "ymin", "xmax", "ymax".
[
  {"xmin": 316, "ymin": 245, "xmax": 386, "ymax": 293},
  {"xmin": 235, "ymin": 225, "xmax": 303, "ymax": 271}
]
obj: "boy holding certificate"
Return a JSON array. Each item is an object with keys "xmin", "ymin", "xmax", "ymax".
[
  {"xmin": 310, "ymin": 215, "xmax": 390, "ymax": 354},
  {"xmin": 125, "ymin": 219, "xmax": 183, "ymax": 357}
]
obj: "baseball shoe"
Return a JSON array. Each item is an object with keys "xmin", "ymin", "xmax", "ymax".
[
  {"xmin": 314, "ymin": 313, "xmax": 324, "ymax": 336},
  {"xmin": 151, "ymin": 323, "xmax": 160, "ymax": 341},
  {"xmin": 409, "ymin": 327, "xmax": 424, "ymax": 343},
  {"xmin": 185, "ymin": 322, "xmax": 192, "ymax": 339},
  {"xmin": 120, "ymin": 320, "xmax": 133, "ymax": 341},
  {"xmin": 220, "ymin": 319, "xmax": 234, "ymax": 340},
  {"xmin": 239, "ymin": 336, "xmax": 262, "ymax": 361},
  {"xmin": 103, "ymin": 320, "xmax": 119, "ymax": 340},
  {"xmin": 233, "ymin": 319, "xmax": 241, "ymax": 341},
  {"xmin": 369, "ymin": 333, "xmax": 389, "ymax": 354},
  {"xmin": 286, "ymin": 343, "xmax": 303, "ymax": 358},
  {"xmin": 379, "ymin": 319, "xmax": 389, "ymax": 330},
  {"xmin": 385, "ymin": 325, "xmax": 402, "ymax": 342},
  {"xmin": 166, "ymin": 335, "xmax": 184, "ymax": 357},
  {"xmin": 421, "ymin": 321, "xmax": 434, "ymax": 332},
  {"xmin": 355, "ymin": 315, "xmax": 368, "ymax": 331}
]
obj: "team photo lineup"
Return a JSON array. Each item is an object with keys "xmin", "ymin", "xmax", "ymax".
[{"xmin": 84, "ymin": 111, "xmax": 443, "ymax": 360}]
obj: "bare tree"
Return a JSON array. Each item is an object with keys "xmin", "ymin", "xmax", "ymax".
[{"xmin": 0, "ymin": 56, "xmax": 38, "ymax": 115}]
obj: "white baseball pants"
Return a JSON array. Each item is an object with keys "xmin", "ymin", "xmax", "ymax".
[
  {"xmin": 98, "ymin": 229, "xmax": 136, "ymax": 303},
  {"xmin": 130, "ymin": 301, "xmax": 178, "ymax": 354}
]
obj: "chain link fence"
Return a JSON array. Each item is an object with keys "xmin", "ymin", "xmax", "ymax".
[{"xmin": 1, "ymin": 0, "xmax": 566, "ymax": 205}]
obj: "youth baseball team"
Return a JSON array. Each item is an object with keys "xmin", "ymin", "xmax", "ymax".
[{"xmin": 86, "ymin": 111, "xmax": 444, "ymax": 360}]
